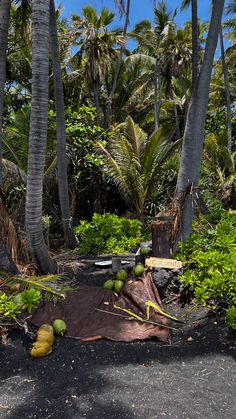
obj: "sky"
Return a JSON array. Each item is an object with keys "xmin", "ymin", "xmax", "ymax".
[
  {"xmin": 55, "ymin": 0, "xmax": 215, "ymax": 28},
  {"xmin": 55, "ymin": 0, "xmax": 232, "ymax": 54}
]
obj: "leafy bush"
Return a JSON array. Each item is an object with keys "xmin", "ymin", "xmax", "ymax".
[
  {"xmin": 75, "ymin": 213, "xmax": 144, "ymax": 254},
  {"xmin": 18, "ymin": 289, "xmax": 42, "ymax": 313},
  {"xmin": 0, "ymin": 292, "xmax": 21, "ymax": 319},
  {"xmin": 177, "ymin": 213, "xmax": 236, "ymax": 328}
]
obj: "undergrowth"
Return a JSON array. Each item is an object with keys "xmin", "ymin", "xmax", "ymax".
[
  {"xmin": 177, "ymin": 211, "xmax": 236, "ymax": 329},
  {"xmin": 74, "ymin": 213, "xmax": 144, "ymax": 254}
]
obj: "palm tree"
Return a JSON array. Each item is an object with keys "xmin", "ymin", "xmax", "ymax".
[
  {"xmin": 105, "ymin": 0, "xmax": 131, "ymax": 129},
  {"xmin": 219, "ymin": 27, "xmax": 232, "ymax": 153},
  {"xmin": 25, "ymin": 0, "xmax": 56, "ymax": 273},
  {"xmin": 72, "ymin": 6, "xmax": 124, "ymax": 125},
  {"xmin": 172, "ymin": 0, "xmax": 225, "ymax": 245},
  {"xmin": 96, "ymin": 116, "xmax": 176, "ymax": 218},
  {"xmin": 0, "ymin": 0, "xmax": 10, "ymax": 187},
  {"xmin": 49, "ymin": 0, "xmax": 77, "ymax": 249},
  {"xmin": 181, "ymin": 0, "xmax": 199, "ymax": 95}
]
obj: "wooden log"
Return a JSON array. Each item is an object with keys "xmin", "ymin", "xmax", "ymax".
[{"xmin": 151, "ymin": 214, "xmax": 174, "ymax": 258}]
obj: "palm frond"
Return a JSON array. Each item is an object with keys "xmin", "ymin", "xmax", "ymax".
[{"xmin": 1, "ymin": 273, "xmax": 67, "ymax": 300}]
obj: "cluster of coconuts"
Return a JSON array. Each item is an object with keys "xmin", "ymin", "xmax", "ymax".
[
  {"xmin": 103, "ymin": 269, "xmax": 128, "ymax": 293},
  {"xmin": 30, "ymin": 319, "xmax": 67, "ymax": 358},
  {"xmin": 103, "ymin": 262, "xmax": 146, "ymax": 293}
]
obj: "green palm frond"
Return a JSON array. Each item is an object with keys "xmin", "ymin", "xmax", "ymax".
[
  {"xmin": 1, "ymin": 273, "xmax": 68, "ymax": 301},
  {"xmin": 124, "ymin": 116, "xmax": 147, "ymax": 161},
  {"xmin": 141, "ymin": 123, "xmax": 173, "ymax": 175},
  {"xmin": 96, "ymin": 117, "xmax": 175, "ymax": 215},
  {"xmin": 125, "ymin": 54, "xmax": 156, "ymax": 69}
]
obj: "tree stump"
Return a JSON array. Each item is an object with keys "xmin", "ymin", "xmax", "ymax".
[{"xmin": 151, "ymin": 214, "xmax": 174, "ymax": 258}]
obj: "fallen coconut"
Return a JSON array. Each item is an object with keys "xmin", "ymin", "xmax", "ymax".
[
  {"xmin": 114, "ymin": 280, "xmax": 124, "ymax": 293},
  {"xmin": 103, "ymin": 280, "xmax": 114, "ymax": 290},
  {"xmin": 52, "ymin": 319, "xmax": 67, "ymax": 335},
  {"xmin": 134, "ymin": 263, "xmax": 145, "ymax": 277},
  {"xmin": 140, "ymin": 246, "xmax": 151, "ymax": 256},
  {"xmin": 30, "ymin": 341, "xmax": 52, "ymax": 358},
  {"xmin": 116, "ymin": 269, "xmax": 127, "ymax": 282}
]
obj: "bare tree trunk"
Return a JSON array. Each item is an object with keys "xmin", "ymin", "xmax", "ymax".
[
  {"xmin": 105, "ymin": 0, "xmax": 131, "ymax": 129},
  {"xmin": 173, "ymin": 0, "xmax": 225, "ymax": 245},
  {"xmin": 26, "ymin": 0, "xmax": 57, "ymax": 274},
  {"xmin": 220, "ymin": 27, "xmax": 232, "ymax": 153},
  {"xmin": 0, "ymin": 0, "xmax": 10, "ymax": 187},
  {"xmin": 0, "ymin": 1, "xmax": 19, "ymax": 274},
  {"xmin": 93, "ymin": 83, "xmax": 100, "ymax": 125},
  {"xmin": 49, "ymin": 0, "xmax": 77, "ymax": 249},
  {"xmin": 170, "ymin": 85, "xmax": 180, "ymax": 139},
  {"xmin": 191, "ymin": 0, "xmax": 199, "ymax": 96},
  {"xmin": 154, "ymin": 59, "xmax": 161, "ymax": 130}
]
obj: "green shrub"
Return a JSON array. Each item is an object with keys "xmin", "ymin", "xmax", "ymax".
[
  {"xmin": 177, "ymin": 213, "xmax": 236, "ymax": 328},
  {"xmin": 226, "ymin": 306, "xmax": 236, "ymax": 330},
  {"xmin": 75, "ymin": 213, "xmax": 144, "ymax": 254},
  {"xmin": 0, "ymin": 292, "xmax": 21, "ymax": 319}
]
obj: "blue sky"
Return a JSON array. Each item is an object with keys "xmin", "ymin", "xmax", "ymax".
[
  {"xmin": 55, "ymin": 0, "xmax": 232, "ymax": 54},
  {"xmin": 55, "ymin": 0, "xmax": 214, "ymax": 28}
]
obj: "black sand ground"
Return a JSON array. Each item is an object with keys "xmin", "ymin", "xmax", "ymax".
[{"xmin": 0, "ymin": 255, "xmax": 235, "ymax": 419}]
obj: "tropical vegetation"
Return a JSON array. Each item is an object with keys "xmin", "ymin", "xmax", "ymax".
[{"xmin": 0, "ymin": 0, "xmax": 236, "ymax": 330}]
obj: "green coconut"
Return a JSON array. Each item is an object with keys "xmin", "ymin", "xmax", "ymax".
[
  {"xmin": 114, "ymin": 280, "xmax": 124, "ymax": 293},
  {"xmin": 116, "ymin": 269, "xmax": 127, "ymax": 282},
  {"xmin": 52, "ymin": 319, "xmax": 67, "ymax": 335},
  {"xmin": 103, "ymin": 280, "xmax": 114, "ymax": 290},
  {"xmin": 140, "ymin": 246, "xmax": 151, "ymax": 256},
  {"xmin": 134, "ymin": 263, "xmax": 145, "ymax": 277}
]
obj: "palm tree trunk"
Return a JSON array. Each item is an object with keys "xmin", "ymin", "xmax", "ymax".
[
  {"xmin": 105, "ymin": 0, "xmax": 131, "ymax": 129},
  {"xmin": 173, "ymin": 0, "xmax": 225, "ymax": 244},
  {"xmin": 26, "ymin": 0, "xmax": 57, "ymax": 274},
  {"xmin": 0, "ymin": 0, "xmax": 10, "ymax": 187},
  {"xmin": 93, "ymin": 82, "xmax": 100, "ymax": 125},
  {"xmin": 154, "ymin": 58, "xmax": 161, "ymax": 130},
  {"xmin": 49, "ymin": 0, "xmax": 77, "ymax": 249},
  {"xmin": 0, "ymin": 1, "xmax": 19, "ymax": 274},
  {"xmin": 169, "ymin": 85, "xmax": 180, "ymax": 139},
  {"xmin": 191, "ymin": 0, "xmax": 199, "ymax": 96},
  {"xmin": 220, "ymin": 27, "xmax": 232, "ymax": 153}
]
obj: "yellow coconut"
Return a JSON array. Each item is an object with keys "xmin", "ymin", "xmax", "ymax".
[
  {"xmin": 30, "ymin": 341, "xmax": 52, "ymax": 358},
  {"xmin": 36, "ymin": 329, "xmax": 54, "ymax": 345}
]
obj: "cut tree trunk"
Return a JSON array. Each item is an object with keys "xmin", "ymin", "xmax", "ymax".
[
  {"xmin": 49, "ymin": 0, "xmax": 77, "ymax": 249},
  {"xmin": 151, "ymin": 215, "xmax": 174, "ymax": 258}
]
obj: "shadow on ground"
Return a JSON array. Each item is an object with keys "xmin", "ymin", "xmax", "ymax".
[{"xmin": 0, "ymin": 318, "xmax": 235, "ymax": 419}]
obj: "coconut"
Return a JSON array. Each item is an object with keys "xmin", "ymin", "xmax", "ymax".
[
  {"xmin": 114, "ymin": 280, "xmax": 124, "ymax": 293},
  {"xmin": 36, "ymin": 329, "xmax": 54, "ymax": 345},
  {"xmin": 116, "ymin": 269, "xmax": 127, "ymax": 282},
  {"xmin": 30, "ymin": 341, "xmax": 52, "ymax": 358},
  {"xmin": 39, "ymin": 324, "xmax": 54, "ymax": 334},
  {"xmin": 134, "ymin": 263, "xmax": 145, "ymax": 277},
  {"xmin": 103, "ymin": 280, "xmax": 114, "ymax": 290},
  {"xmin": 140, "ymin": 246, "xmax": 151, "ymax": 256},
  {"xmin": 52, "ymin": 319, "xmax": 67, "ymax": 335}
]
